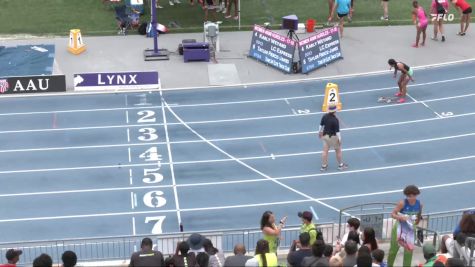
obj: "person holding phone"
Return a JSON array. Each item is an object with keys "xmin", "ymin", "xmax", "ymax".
[{"xmin": 260, "ymin": 211, "xmax": 287, "ymax": 254}]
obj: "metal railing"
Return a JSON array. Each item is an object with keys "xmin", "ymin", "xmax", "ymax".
[
  {"xmin": 454, "ymin": 236, "xmax": 475, "ymax": 267},
  {"xmin": 0, "ymin": 208, "xmax": 468, "ymax": 265}
]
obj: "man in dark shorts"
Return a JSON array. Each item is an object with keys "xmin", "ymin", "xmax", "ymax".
[{"xmin": 318, "ymin": 105, "xmax": 348, "ymax": 171}]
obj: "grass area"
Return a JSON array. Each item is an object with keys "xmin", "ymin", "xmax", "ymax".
[{"xmin": 0, "ymin": 0, "xmax": 472, "ymax": 35}]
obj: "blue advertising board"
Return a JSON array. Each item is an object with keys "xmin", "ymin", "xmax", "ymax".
[
  {"xmin": 249, "ymin": 25, "xmax": 296, "ymax": 74},
  {"xmin": 298, "ymin": 27, "xmax": 343, "ymax": 74}
]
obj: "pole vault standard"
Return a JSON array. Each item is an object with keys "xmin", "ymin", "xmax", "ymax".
[{"xmin": 144, "ymin": 0, "xmax": 170, "ymax": 61}]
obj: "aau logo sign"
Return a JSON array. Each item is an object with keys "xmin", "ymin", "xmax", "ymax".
[
  {"xmin": 12, "ymin": 78, "xmax": 50, "ymax": 92},
  {"xmin": 0, "ymin": 75, "xmax": 66, "ymax": 95},
  {"xmin": 0, "ymin": 79, "xmax": 9, "ymax": 93}
]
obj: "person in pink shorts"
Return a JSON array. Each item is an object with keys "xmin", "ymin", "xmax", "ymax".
[{"xmin": 412, "ymin": 1, "xmax": 428, "ymax": 47}]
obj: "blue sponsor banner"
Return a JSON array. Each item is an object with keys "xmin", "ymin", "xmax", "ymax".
[
  {"xmin": 299, "ymin": 27, "xmax": 343, "ymax": 74},
  {"xmin": 74, "ymin": 71, "xmax": 160, "ymax": 91},
  {"xmin": 249, "ymin": 25, "xmax": 296, "ymax": 74}
]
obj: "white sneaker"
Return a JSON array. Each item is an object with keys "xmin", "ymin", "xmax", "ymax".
[
  {"xmin": 174, "ymin": 0, "xmax": 181, "ymax": 3},
  {"xmin": 169, "ymin": 0, "xmax": 174, "ymax": 5},
  {"xmin": 222, "ymin": 7, "xmax": 227, "ymax": 13},
  {"xmin": 156, "ymin": 4, "xmax": 164, "ymax": 8}
]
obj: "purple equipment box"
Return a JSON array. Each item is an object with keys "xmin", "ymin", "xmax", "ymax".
[{"xmin": 183, "ymin": 42, "xmax": 210, "ymax": 62}]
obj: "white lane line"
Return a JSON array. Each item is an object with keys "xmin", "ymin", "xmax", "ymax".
[
  {"xmin": 1, "ymin": 181, "xmax": 474, "ymax": 223},
  {"xmin": 128, "ymin": 148, "xmax": 132, "ymax": 163},
  {"xmin": 132, "ymin": 217, "xmax": 136, "ymax": 235},
  {"xmin": 0, "ymin": 75, "xmax": 473, "ymax": 118},
  {"xmin": 1, "ymin": 132, "xmax": 475, "ymax": 175},
  {"xmin": 407, "ymin": 93, "xmax": 443, "ymax": 118},
  {"xmin": 127, "ymin": 129, "xmax": 131, "ymax": 143},
  {"xmin": 2, "ymin": 108, "xmax": 475, "ymax": 154},
  {"xmin": 163, "ymin": 100, "xmax": 347, "ymax": 215},
  {"xmin": 134, "ymin": 194, "xmax": 138, "ymax": 208},
  {"xmin": 160, "ymin": 89, "xmax": 182, "ymax": 227},
  {"xmin": 129, "ymin": 169, "xmax": 133, "ymax": 185},
  {"xmin": 126, "ymin": 110, "xmax": 130, "ymax": 124},
  {"xmin": 130, "ymin": 192, "xmax": 135, "ymax": 210},
  {"xmin": 1, "ymin": 58, "xmax": 473, "ymax": 101},
  {"xmin": 3, "ymin": 152, "xmax": 475, "ymax": 197},
  {"xmin": 0, "ymin": 106, "xmax": 162, "ymax": 117},
  {"xmin": 2, "ymin": 91, "xmax": 475, "ymax": 135},
  {"xmin": 317, "ymin": 180, "xmax": 475, "ymax": 201}
]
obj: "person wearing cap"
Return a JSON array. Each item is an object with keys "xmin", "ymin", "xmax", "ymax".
[
  {"xmin": 187, "ymin": 233, "xmax": 206, "ymax": 255},
  {"xmin": 0, "ymin": 249, "xmax": 22, "ymax": 267},
  {"xmin": 299, "ymin": 211, "xmax": 318, "ymax": 246},
  {"xmin": 318, "ymin": 104, "xmax": 348, "ymax": 171},
  {"xmin": 417, "ymin": 243, "xmax": 447, "ymax": 267}
]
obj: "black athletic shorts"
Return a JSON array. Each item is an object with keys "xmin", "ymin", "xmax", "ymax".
[
  {"xmin": 338, "ymin": 13, "xmax": 348, "ymax": 18},
  {"xmin": 463, "ymin": 7, "xmax": 472, "ymax": 14}
]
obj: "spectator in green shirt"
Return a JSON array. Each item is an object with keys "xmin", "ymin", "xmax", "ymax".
[{"xmin": 299, "ymin": 211, "xmax": 318, "ymax": 245}]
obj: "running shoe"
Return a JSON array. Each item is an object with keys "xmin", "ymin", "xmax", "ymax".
[
  {"xmin": 233, "ymin": 15, "xmax": 239, "ymax": 20},
  {"xmin": 320, "ymin": 165, "xmax": 328, "ymax": 172},
  {"xmin": 397, "ymin": 98, "xmax": 406, "ymax": 103},
  {"xmin": 411, "ymin": 43, "xmax": 418, "ymax": 48},
  {"xmin": 225, "ymin": 14, "xmax": 232, "ymax": 19},
  {"xmin": 441, "ymin": 36, "xmax": 446, "ymax": 42},
  {"xmin": 380, "ymin": 16, "xmax": 389, "ymax": 21},
  {"xmin": 431, "ymin": 36, "xmax": 438, "ymax": 41},
  {"xmin": 338, "ymin": 163, "xmax": 348, "ymax": 171},
  {"xmin": 174, "ymin": 0, "xmax": 181, "ymax": 3},
  {"xmin": 394, "ymin": 92, "xmax": 402, "ymax": 97},
  {"xmin": 169, "ymin": 0, "xmax": 174, "ymax": 5}
]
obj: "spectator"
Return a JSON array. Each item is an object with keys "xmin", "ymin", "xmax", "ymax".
[
  {"xmin": 451, "ymin": 0, "xmax": 472, "ymax": 36},
  {"xmin": 301, "ymin": 240, "xmax": 328, "ymax": 267},
  {"xmin": 328, "ymin": 0, "xmax": 352, "ymax": 38},
  {"xmin": 431, "ymin": 0, "xmax": 449, "ymax": 41},
  {"xmin": 2, "ymin": 249, "xmax": 22, "ymax": 267},
  {"xmin": 446, "ymin": 258, "xmax": 464, "ymax": 267},
  {"xmin": 224, "ymin": 0, "xmax": 238, "ymax": 20},
  {"xmin": 288, "ymin": 232, "xmax": 313, "ymax": 267},
  {"xmin": 187, "ymin": 233, "xmax": 206, "ymax": 255},
  {"xmin": 419, "ymin": 243, "xmax": 447, "ymax": 267},
  {"xmin": 260, "ymin": 211, "xmax": 286, "ymax": 254},
  {"xmin": 342, "ymin": 240, "xmax": 358, "ymax": 267},
  {"xmin": 155, "ymin": 0, "xmax": 163, "ymax": 8},
  {"xmin": 169, "ymin": 0, "xmax": 181, "ymax": 6},
  {"xmin": 32, "ymin": 254, "xmax": 53, "ymax": 267},
  {"xmin": 62, "ymin": 251, "xmax": 77, "ymax": 267},
  {"xmin": 196, "ymin": 252, "xmax": 210, "ymax": 267},
  {"xmin": 129, "ymin": 237, "xmax": 164, "ymax": 267},
  {"xmin": 412, "ymin": 0, "xmax": 428, "ymax": 48},
  {"xmin": 324, "ymin": 244, "xmax": 334, "ymax": 260},
  {"xmin": 341, "ymin": 218, "xmax": 361, "ymax": 244},
  {"xmin": 454, "ymin": 210, "xmax": 475, "ymax": 244},
  {"xmin": 387, "ymin": 185, "xmax": 423, "ymax": 267},
  {"xmin": 439, "ymin": 235, "xmax": 454, "ymax": 258},
  {"xmin": 299, "ymin": 211, "xmax": 319, "ymax": 245},
  {"xmin": 362, "ymin": 227, "xmax": 378, "ymax": 251},
  {"xmin": 172, "ymin": 241, "xmax": 197, "ymax": 267},
  {"xmin": 356, "ymin": 252, "xmax": 372, "ymax": 267},
  {"xmin": 203, "ymin": 238, "xmax": 225, "ymax": 267},
  {"xmin": 245, "ymin": 239, "xmax": 278, "ymax": 267},
  {"xmin": 204, "ymin": 0, "xmax": 218, "ymax": 22},
  {"xmin": 371, "ymin": 249, "xmax": 386, "ymax": 267},
  {"xmin": 224, "ymin": 244, "xmax": 252, "ymax": 267},
  {"xmin": 329, "ymin": 255, "xmax": 343, "ymax": 267},
  {"xmin": 380, "ymin": 0, "xmax": 389, "ymax": 20}
]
